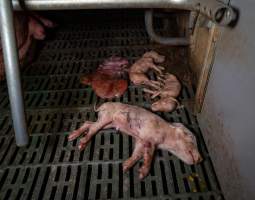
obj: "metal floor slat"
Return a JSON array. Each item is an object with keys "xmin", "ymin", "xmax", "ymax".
[{"xmin": 0, "ymin": 12, "xmax": 223, "ymax": 200}]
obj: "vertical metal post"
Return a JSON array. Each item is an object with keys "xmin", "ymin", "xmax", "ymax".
[{"xmin": 0, "ymin": 0, "xmax": 28, "ymax": 146}]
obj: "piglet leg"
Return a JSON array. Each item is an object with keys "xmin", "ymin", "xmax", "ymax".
[
  {"xmin": 148, "ymin": 63, "xmax": 163, "ymax": 75},
  {"xmin": 143, "ymin": 88, "xmax": 161, "ymax": 99},
  {"xmin": 143, "ymin": 88, "xmax": 155, "ymax": 95},
  {"xmin": 123, "ymin": 141, "xmax": 144, "ymax": 172},
  {"xmin": 68, "ymin": 121, "xmax": 94, "ymax": 141},
  {"xmin": 156, "ymin": 75, "xmax": 165, "ymax": 83},
  {"xmin": 144, "ymin": 80, "xmax": 162, "ymax": 90},
  {"xmin": 156, "ymin": 65, "xmax": 165, "ymax": 71},
  {"xmin": 138, "ymin": 143, "xmax": 155, "ymax": 180},
  {"xmin": 78, "ymin": 119, "xmax": 112, "ymax": 150}
]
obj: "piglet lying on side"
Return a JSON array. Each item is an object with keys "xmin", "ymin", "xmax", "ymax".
[{"xmin": 69, "ymin": 102, "xmax": 202, "ymax": 179}]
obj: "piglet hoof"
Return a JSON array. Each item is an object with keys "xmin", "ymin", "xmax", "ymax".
[
  {"xmin": 122, "ymin": 165, "xmax": 129, "ymax": 172},
  {"xmin": 157, "ymin": 66, "xmax": 165, "ymax": 71},
  {"xmin": 78, "ymin": 135, "xmax": 94, "ymax": 151},
  {"xmin": 78, "ymin": 142, "xmax": 88, "ymax": 151},
  {"xmin": 138, "ymin": 167, "xmax": 150, "ymax": 180},
  {"xmin": 122, "ymin": 161, "xmax": 132, "ymax": 172},
  {"xmin": 68, "ymin": 130, "xmax": 81, "ymax": 141}
]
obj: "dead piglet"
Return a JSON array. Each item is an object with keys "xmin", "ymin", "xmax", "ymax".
[
  {"xmin": 68, "ymin": 102, "xmax": 202, "ymax": 179},
  {"xmin": 129, "ymin": 51, "xmax": 165, "ymax": 90},
  {"xmin": 144, "ymin": 73, "xmax": 182, "ymax": 112}
]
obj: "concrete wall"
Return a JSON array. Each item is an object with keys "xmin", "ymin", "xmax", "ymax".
[{"xmin": 198, "ymin": 1, "xmax": 255, "ymax": 199}]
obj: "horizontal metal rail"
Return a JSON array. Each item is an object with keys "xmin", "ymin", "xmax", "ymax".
[{"xmin": 12, "ymin": 0, "xmax": 235, "ymax": 25}]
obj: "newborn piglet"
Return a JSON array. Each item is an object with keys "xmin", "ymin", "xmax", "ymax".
[
  {"xmin": 68, "ymin": 102, "xmax": 202, "ymax": 179},
  {"xmin": 129, "ymin": 51, "xmax": 165, "ymax": 90},
  {"xmin": 144, "ymin": 73, "xmax": 182, "ymax": 112}
]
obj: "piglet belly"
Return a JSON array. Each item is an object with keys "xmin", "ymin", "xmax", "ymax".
[{"xmin": 112, "ymin": 112, "xmax": 141, "ymax": 139}]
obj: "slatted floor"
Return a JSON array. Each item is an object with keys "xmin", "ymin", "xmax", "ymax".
[{"xmin": 0, "ymin": 11, "xmax": 223, "ymax": 200}]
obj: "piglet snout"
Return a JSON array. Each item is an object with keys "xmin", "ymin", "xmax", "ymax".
[{"xmin": 189, "ymin": 150, "xmax": 203, "ymax": 165}]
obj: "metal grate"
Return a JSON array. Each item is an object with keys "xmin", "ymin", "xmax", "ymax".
[{"xmin": 0, "ymin": 11, "xmax": 223, "ymax": 200}]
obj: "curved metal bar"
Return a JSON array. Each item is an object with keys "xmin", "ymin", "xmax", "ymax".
[
  {"xmin": 12, "ymin": 0, "xmax": 235, "ymax": 26},
  {"xmin": 0, "ymin": 0, "xmax": 29, "ymax": 146},
  {"xmin": 145, "ymin": 9, "xmax": 189, "ymax": 46}
]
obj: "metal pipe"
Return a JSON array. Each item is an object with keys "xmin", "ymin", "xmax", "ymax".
[
  {"xmin": 11, "ymin": 0, "xmax": 195, "ymax": 10},
  {"xmin": 145, "ymin": 10, "xmax": 189, "ymax": 46},
  {"xmin": 12, "ymin": 0, "xmax": 236, "ymax": 26},
  {"xmin": 0, "ymin": 0, "xmax": 29, "ymax": 146}
]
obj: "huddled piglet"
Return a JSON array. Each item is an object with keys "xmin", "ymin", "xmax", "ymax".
[
  {"xmin": 144, "ymin": 73, "xmax": 182, "ymax": 112},
  {"xmin": 129, "ymin": 51, "xmax": 165, "ymax": 90}
]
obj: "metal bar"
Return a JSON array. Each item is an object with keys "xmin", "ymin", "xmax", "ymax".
[
  {"xmin": 0, "ymin": 0, "xmax": 29, "ymax": 146},
  {"xmin": 11, "ymin": 0, "xmax": 196, "ymax": 10},
  {"xmin": 12, "ymin": 0, "xmax": 235, "ymax": 25},
  {"xmin": 145, "ymin": 9, "xmax": 189, "ymax": 46}
]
